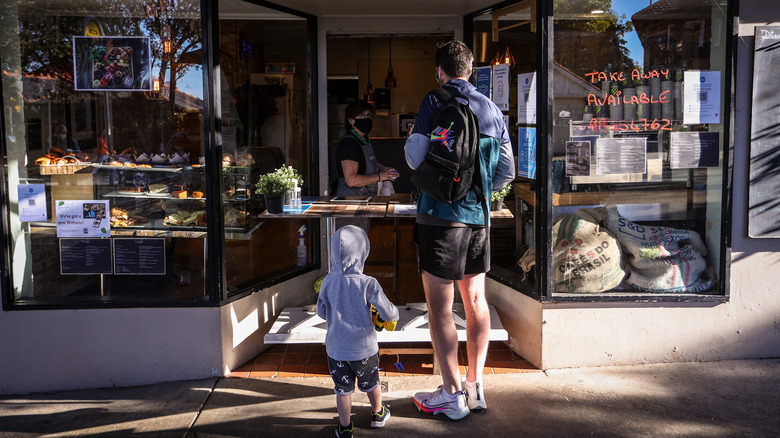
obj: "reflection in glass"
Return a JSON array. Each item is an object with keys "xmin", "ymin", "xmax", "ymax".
[
  {"xmin": 2, "ymin": 0, "xmax": 206, "ymax": 303},
  {"xmin": 551, "ymin": 0, "xmax": 728, "ymax": 295},
  {"xmin": 217, "ymin": 0, "xmax": 314, "ymax": 295}
]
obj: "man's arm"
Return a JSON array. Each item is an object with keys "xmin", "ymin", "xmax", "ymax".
[
  {"xmin": 404, "ymin": 133, "xmax": 429, "ymax": 170},
  {"xmin": 492, "ymin": 137, "xmax": 516, "ymax": 191}
]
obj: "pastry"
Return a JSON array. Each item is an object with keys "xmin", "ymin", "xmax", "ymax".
[
  {"xmin": 172, "ymin": 190, "xmax": 188, "ymax": 199},
  {"xmin": 192, "ymin": 191, "xmax": 205, "ymax": 198},
  {"xmin": 35, "ymin": 157, "xmax": 51, "ymax": 165},
  {"xmin": 137, "ymin": 164, "xmax": 152, "ymax": 168},
  {"xmin": 123, "ymin": 162, "xmax": 136, "ymax": 167},
  {"xmin": 111, "ymin": 207, "xmax": 128, "ymax": 219},
  {"xmin": 108, "ymin": 161, "xmax": 123, "ymax": 166},
  {"xmin": 148, "ymin": 183, "xmax": 168, "ymax": 194}
]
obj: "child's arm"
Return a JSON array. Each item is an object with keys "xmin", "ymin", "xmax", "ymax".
[
  {"xmin": 316, "ymin": 289, "xmax": 327, "ymax": 319},
  {"xmin": 369, "ymin": 280, "xmax": 399, "ymax": 323}
]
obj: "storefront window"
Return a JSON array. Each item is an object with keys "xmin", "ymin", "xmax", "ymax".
[
  {"xmin": 549, "ymin": 0, "xmax": 729, "ymax": 295},
  {"xmin": 217, "ymin": 1, "xmax": 315, "ymax": 295},
  {"xmin": 1, "ymin": 0, "xmax": 207, "ymax": 304}
]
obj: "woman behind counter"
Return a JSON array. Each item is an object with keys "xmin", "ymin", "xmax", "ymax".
[{"xmin": 335, "ymin": 100, "xmax": 398, "ymax": 197}]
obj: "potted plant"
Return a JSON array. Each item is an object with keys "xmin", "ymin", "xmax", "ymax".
[
  {"xmin": 491, "ymin": 185, "xmax": 512, "ymax": 211},
  {"xmin": 256, "ymin": 166, "xmax": 300, "ymax": 214},
  {"xmin": 277, "ymin": 164, "xmax": 304, "ymax": 205}
]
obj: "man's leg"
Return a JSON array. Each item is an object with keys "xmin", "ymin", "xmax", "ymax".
[
  {"xmin": 421, "ymin": 270, "xmax": 460, "ymax": 394},
  {"xmin": 457, "ymin": 272, "xmax": 490, "ymax": 384}
]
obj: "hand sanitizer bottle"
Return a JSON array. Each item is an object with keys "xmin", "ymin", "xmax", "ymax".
[{"xmin": 297, "ymin": 225, "xmax": 307, "ymax": 266}]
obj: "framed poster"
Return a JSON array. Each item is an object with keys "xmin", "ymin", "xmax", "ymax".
[{"xmin": 73, "ymin": 36, "xmax": 152, "ymax": 91}]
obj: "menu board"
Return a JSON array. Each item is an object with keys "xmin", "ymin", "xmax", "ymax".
[
  {"xmin": 113, "ymin": 238, "xmax": 166, "ymax": 275},
  {"xmin": 596, "ymin": 138, "xmax": 646, "ymax": 175},
  {"xmin": 749, "ymin": 26, "xmax": 780, "ymax": 237},
  {"xmin": 566, "ymin": 141, "xmax": 591, "ymax": 176},
  {"xmin": 60, "ymin": 238, "xmax": 112, "ymax": 275},
  {"xmin": 670, "ymin": 132, "xmax": 720, "ymax": 168}
]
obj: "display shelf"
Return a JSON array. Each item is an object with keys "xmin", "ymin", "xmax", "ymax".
[
  {"xmin": 28, "ymin": 219, "xmax": 261, "ymax": 240},
  {"xmin": 513, "ymin": 182, "xmax": 703, "ymax": 207},
  {"xmin": 102, "ymin": 190, "xmax": 208, "ymax": 201}
]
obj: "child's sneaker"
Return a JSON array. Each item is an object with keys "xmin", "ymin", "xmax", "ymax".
[
  {"xmin": 413, "ymin": 386, "xmax": 470, "ymax": 420},
  {"xmin": 335, "ymin": 421, "xmax": 353, "ymax": 438},
  {"xmin": 370, "ymin": 402, "xmax": 391, "ymax": 428},
  {"xmin": 463, "ymin": 380, "xmax": 487, "ymax": 411}
]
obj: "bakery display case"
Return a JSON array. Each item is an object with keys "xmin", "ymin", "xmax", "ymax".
[{"xmin": 31, "ymin": 153, "xmax": 262, "ymax": 240}]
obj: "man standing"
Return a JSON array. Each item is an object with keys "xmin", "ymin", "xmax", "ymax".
[{"xmin": 404, "ymin": 40, "xmax": 515, "ymax": 420}]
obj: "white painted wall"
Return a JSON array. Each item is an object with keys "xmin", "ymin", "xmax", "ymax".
[
  {"xmin": 219, "ymin": 270, "xmax": 320, "ymax": 373},
  {"xmin": 0, "ymin": 307, "xmax": 222, "ymax": 395}
]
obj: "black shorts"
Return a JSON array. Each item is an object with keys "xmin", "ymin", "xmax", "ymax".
[
  {"xmin": 327, "ymin": 354, "xmax": 381, "ymax": 395},
  {"xmin": 414, "ymin": 223, "xmax": 490, "ymax": 280}
]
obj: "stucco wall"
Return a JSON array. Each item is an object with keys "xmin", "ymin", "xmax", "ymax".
[
  {"xmin": 0, "ymin": 307, "xmax": 222, "ymax": 395},
  {"xmin": 220, "ymin": 270, "xmax": 320, "ymax": 374}
]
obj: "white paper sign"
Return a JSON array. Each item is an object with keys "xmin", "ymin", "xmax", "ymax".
[
  {"xmin": 683, "ymin": 70, "xmax": 721, "ymax": 124},
  {"xmin": 517, "ymin": 72, "xmax": 537, "ymax": 124},
  {"xmin": 56, "ymin": 200, "xmax": 111, "ymax": 238},
  {"xmin": 492, "ymin": 63, "xmax": 510, "ymax": 111},
  {"xmin": 18, "ymin": 184, "xmax": 47, "ymax": 222}
]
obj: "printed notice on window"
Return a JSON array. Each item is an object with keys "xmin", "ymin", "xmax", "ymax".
[
  {"xmin": 566, "ymin": 141, "xmax": 592, "ymax": 176},
  {"xmin": 113, "ymin": 238, "xmax": 166, "ymax": 275},
  {"xmin": 476, "ymin": 66, "xmax": 491, "ymax": 99},
  {"xmin": 517, "ymin": 127, "xmax": 537, "ymax": 178},
  {"xmin": 596, "ymin": 138, "xmax": 647, "ymax": 175},
  {"xmin": 683, "ymin": 71, "xmax": 721, "ymax": 124},
  {"xmin": 517, "ymin": 72, "xmax": 537, "ymax": 124},
  {"xmin": 18, "ymin": 184, "xmax": 47, "ymax": 222},
  {"xmin": 670, "ymin": 132, "xmax": 720, "ymax": 168},
  {"xmin": 60, "ymin": 238, "xmax": 112, "ymax": 275},
  {"xmin": 55, "ymin": 200, "xmax": 110, "ymax": 238},
  {"xmin": 492, "ymin": 63, "xmax": 510, "ymax": 111}
]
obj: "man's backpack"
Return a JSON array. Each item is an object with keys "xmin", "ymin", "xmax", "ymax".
[{"xmin": 411, "ymin": 87, "xmax": 484, "ymax": 206}]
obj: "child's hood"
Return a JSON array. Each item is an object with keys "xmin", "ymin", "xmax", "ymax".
[{"xmin": 329, "ymin": 225, "xmax": 370, "ymax": 275}]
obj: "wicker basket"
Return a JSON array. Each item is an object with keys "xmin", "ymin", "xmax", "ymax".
[{"xmin": 39, "ymin": 163, "xmax": 94, "ymax": 175}]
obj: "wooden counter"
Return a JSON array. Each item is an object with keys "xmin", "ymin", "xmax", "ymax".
[{"xmin": 513, "ymin": 182, "xmax": 702, "ymax": 207}]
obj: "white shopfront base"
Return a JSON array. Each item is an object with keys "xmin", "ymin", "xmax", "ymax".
[{"xmin": 265, "ymin": 302, "xmax": 507, "ymax": 373}]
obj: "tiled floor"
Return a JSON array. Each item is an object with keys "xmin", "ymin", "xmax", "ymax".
[{"xmin": 228, "ymin": 341, "xmax": 539, "ymax": 378}]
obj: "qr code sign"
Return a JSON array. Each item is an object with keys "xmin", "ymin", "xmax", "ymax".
[{"xmin": 698, "ymin": 91, "xmax": 708, "ymax": 102}]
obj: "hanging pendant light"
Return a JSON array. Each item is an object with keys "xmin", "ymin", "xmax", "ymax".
[
  {"xmin": 384, "ymin": 38, "xmax": 397, "ymax": 88},
  {"xmin": 363, "ymin": 39, "xmax": 374, "ymax": 103}
]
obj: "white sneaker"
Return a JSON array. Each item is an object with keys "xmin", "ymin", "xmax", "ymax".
[
  {"xmin": 413, "ymin": 386, "xmax": 470, "ymax": 420},
  {"xmin": 463, "ymin": 380, "xmax": 487, "ymax": 411}
]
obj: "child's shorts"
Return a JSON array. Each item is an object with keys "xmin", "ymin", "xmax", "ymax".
[{"xmin": 327, "ymin": 353, "xmax": 380, "ymax": 395}]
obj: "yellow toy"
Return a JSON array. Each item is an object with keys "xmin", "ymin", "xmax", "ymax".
[{"xmin": 371, "ymin": 304, "xmax": 397, "ymax": 331}]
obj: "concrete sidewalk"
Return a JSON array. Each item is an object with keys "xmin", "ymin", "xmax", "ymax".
[{"xmin": 1, "ymin": 358, "xmax": 779, "ymax": 437}]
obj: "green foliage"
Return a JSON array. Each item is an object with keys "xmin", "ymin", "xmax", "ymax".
[
  {"xmin": 491, "ymin": 184, "xmax": 512, "ymax": 202},
  {"xmin": 255, "ymin": 165, "xmax": 303, "ymax": 196}
]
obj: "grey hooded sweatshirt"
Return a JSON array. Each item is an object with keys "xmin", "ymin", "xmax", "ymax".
[{"xmin": 317, "ymin": 225, "xmax": 399, "ymax": 362}]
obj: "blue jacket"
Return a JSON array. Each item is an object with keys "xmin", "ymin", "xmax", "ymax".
[{"xmin": 405, "ymin": 79, "xmax": 515, "ymax": 225}]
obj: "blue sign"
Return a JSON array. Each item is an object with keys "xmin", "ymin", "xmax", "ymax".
[
  {"xmin": 475, "ymin": 66, "xmax": 491, "ymax": 99},
  {"xmin": 517, "ymin": 127, "xmax": 537, "ymax": 178}
]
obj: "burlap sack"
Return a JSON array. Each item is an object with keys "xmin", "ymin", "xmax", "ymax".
[
  {"xmin": 551, "ymin": 207, "xmax": 626, "ymax": 293},
  {"xmin": 604, "ymin": 206, "xmax": 713, "ymax": 293}
]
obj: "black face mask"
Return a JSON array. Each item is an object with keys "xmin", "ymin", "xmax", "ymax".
[{"xmin": 353, "ymin": 118, "xmax": 372, "ymax": 134}]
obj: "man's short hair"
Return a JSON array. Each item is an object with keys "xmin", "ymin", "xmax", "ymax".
[{"xmin": 436, "ymin": 40, "xmax": 474, "ymax": 79}]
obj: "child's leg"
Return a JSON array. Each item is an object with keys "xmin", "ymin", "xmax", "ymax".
[
  {"xmin": 367, "ymin": 385, "xmax": 382, "ymax": 412},
  {"xmin": 336, "ymin": 393, "xmax": 352, "ymax": 426}
]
